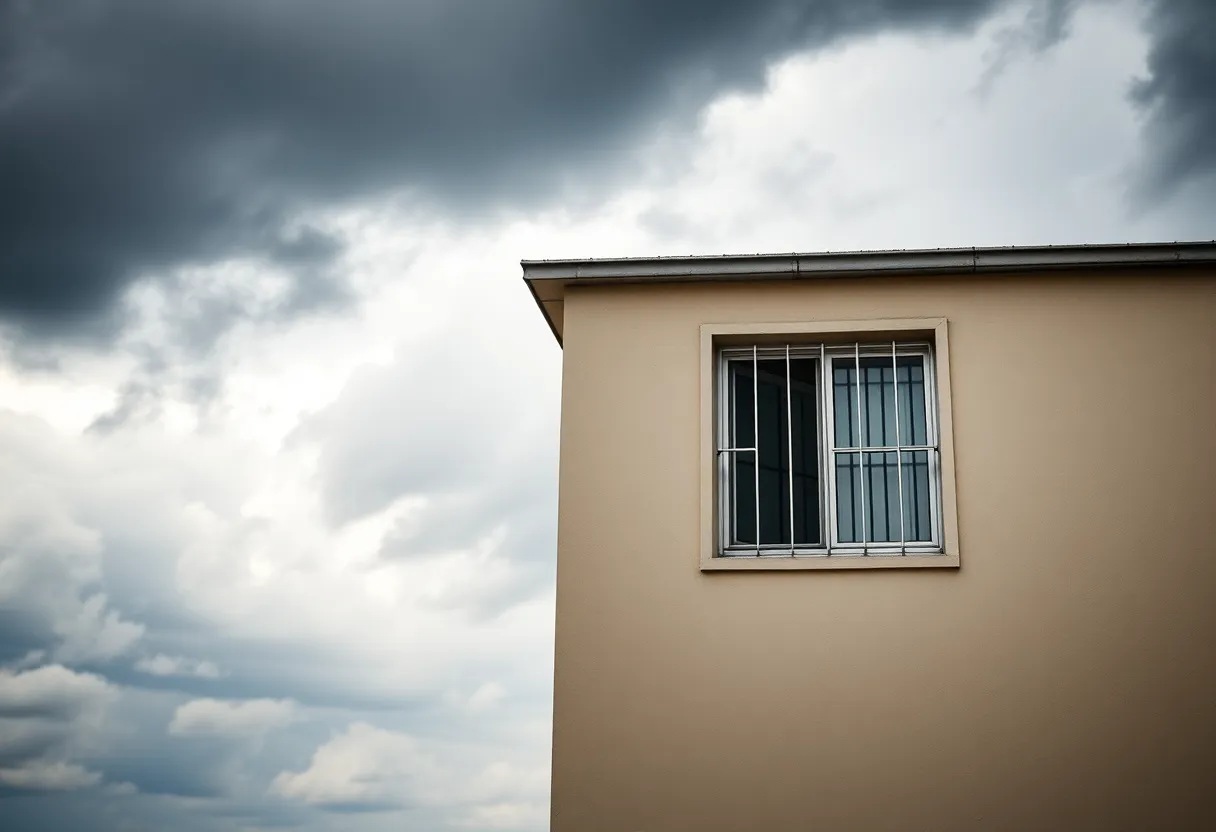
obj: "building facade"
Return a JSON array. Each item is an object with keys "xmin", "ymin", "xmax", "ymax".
[{"xmin": 525, "ymin": 243, "xmax": 1216, "ymax": 831}]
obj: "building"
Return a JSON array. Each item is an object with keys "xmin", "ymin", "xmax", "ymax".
[{"xmin": 523, "ymin": 242, "xmax": 1216, "ymax": 831}]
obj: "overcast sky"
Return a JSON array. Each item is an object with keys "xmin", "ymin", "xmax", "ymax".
[{"xmin": 0, "ymin": 1, "xmax": 1212, "ymax": 829}]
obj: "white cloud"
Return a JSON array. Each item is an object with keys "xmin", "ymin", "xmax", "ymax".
[
  {"xmin": 52, "ymin": 593, "xmax": 145, "ymax": 665},
  {"xmin": 269, "ymin": 722, "xmax": 442, "ymax": 809},
  {"xmin": 0, "ymin": 664, "xmax": 117, "ymax": 719},
  {"xmin": 134, "ymin": 654, "xmax": 224, "ymax": 679},
  {"xmin": 592, "ymin": 0, "xmax": 1200, "ymax": 255},
  {"xmin": 467, "ymin": 681, "xmax": 508, "ymax": 714},
  {"xmin": 0, "ymin": 760, "xmax": 103, "ymax": 791},
  {"xmin": 168, "ymin": 698, "xmax": 299, "ymax": 737},
  {"xmin": 459, "ymin": 801, "xmax": 549, "ymax": 830},
  {"xmin": 0, "ymin": 424, "xmax": 145, "ymax": 665},
  {"xmin": 444, "ymin": 681, "xmax": 509, "ymax": 716},
  {"xmin": 271, "ymin": 720, "xmax": 550, "ymax": 828},
  {"xmin": 0, "ymin": 665, "xmax": 118, "ymax": 793}
]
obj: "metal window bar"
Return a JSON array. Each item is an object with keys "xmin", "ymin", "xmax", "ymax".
[
  {"xmin": 854, "ymin": 342, "xmax": 868, "ymax": 555},
  {"xmin": 828, "ymin": 345, "xmax": 937, "ymax": 552},
  {"xmin": 786, "ymin": 345, "xmax": 795, "ymax": 555},
  {"xmin": 716, "ymin": 358, "xmax": 756, "ymax": 548},
  {"xmin": 753, "ymin": 345, "xmax": 760, "ymax": 555},
  {"xmin": 892, "ymin": 341, "xmax": 906, "ymax": 555},
  {"xmin": 832, "ymin": 445, "xmax": 937, "ymax": 452},
  {"xmin": 718, "ymin": 341, "xmax": 942, "ymax": 557},
  {"xmin": 819, "ymin": 342, "xmax": 829, "ymax": 555}
]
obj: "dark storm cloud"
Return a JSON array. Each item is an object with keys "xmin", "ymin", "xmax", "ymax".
[
  {"xmin": 0, "ymin": 0, "xmax": 1020, "ymax": 338},
  {"xmin": 1132, "ymin": 0, "xmax": 1216, "ymax": 198}
]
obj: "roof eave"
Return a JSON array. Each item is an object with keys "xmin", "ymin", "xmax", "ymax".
[{"xmin": 522, "ymin": 241, "xmax": 1216, "ymax": 346}]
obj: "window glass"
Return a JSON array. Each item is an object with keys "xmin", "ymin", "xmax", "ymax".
[
  {"xmin": 832, "ymin": 356, "xmax": 927, "ymax": 447},
  {"xmin": 729, "ymin": 358, "xmax": 820, "ymax": 546},
  {"xmin": 833, "ymin": 451, "xmax": 933, "ymax": 543}
]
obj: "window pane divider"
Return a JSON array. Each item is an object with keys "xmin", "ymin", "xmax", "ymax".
[{"xmin": 833, "ymin": 445, "xmax": 936, "ymax": 452}]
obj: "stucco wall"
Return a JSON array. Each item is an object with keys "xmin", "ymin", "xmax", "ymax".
[{"xmin": 551, "ymin": 269, "xmax": 1216, "ymax": 831}]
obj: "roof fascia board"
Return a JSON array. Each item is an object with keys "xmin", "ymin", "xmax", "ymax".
[{"xmin": 522, "ymin": 241, "xmax": 1216, "ymax": 347}]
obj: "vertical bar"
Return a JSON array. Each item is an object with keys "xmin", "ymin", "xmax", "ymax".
[
  {"xmin": 728, "ymin": 357, "xmax": 736, "ymax": 546},
  {"xmin": 820, "ymin": 342, "xmax": 830, "ymax": 554},
  {"xmin": 927, "ymin": 347, "xmax": 942, "ymax": 549},
  {"xmin": 753, "ymin": 345, "xmax": 760, "ymax": 555},
  {"xmin": 786, "ymin": 345, "xmax": 795, "ymax": 555},
  {"xmin": 892, "ymin": 341, "xmax": 906, "ymax": 554},
  {"xmin": 854, "ymin": 343, "xmax": 867, "ymax": 554}
]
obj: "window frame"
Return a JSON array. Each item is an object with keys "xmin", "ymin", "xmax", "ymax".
[
  {"xmin": 718, "ymin": 346, "xmax": 826, "ymax": 554},
  {"xmin": 699, "ymin": 318, "xmax": 960, "ymax": 571}
]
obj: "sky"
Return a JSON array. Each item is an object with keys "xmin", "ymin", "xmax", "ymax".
[{"xmin": 0, "ymin": 0, "xmax": 1212, "ymax": 829}]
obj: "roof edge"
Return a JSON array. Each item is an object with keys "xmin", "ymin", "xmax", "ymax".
[
  {"xmin": 521, "ymin": 241, "xmax": 1216, "ymax": 346},
  {"xmin": 522, "ymin": 241, "xmax": 1216, "ymax": 282}
]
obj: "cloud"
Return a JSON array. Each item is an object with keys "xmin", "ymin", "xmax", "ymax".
[
  {"xmin": 269, "ymin": 722, "xmax": 441, "ymax": 812},
  {"xmin": 304, "ymin": 365, "xmax": 559, "ymax": 614},
  {"xmin": 168, "ymin": 698, "xmax": 299, "ymax": 738},
  {"xmin": 134, "ymin": 655, "xmax": 224, "ymax": 680},
  {"xmin": 466, "ymin": 682, "xmax": 508, "ymax": 715},
  {"xmin": 271, "ymin": 719, "xmax": 551, "ymax": 827},
  {"xmin": 301, "ymin": 336, "xmax": 523, "ymax": 526},
  {"xmin": 0, "ymin": 0, "xmax": 1026, "ymax": 339},
  {"xmin": 0, "ymin": 419, "xmax": 145, "ymax": 666},
  {"xmin": 0, "ymin": 760, "xmax": 102, "ymax": 791},
  {"xmin": 623, "ymin": 0, "xmax": 1202, "ymax": 253},
  {"xmin": 459, "ymin": 801, "xmax": 550, "ymax": 831},
  {"xmin": 1131, "ymin": 0, "xmax": 1216, "ymax": 198},
  {"xmin": 0, "ymin": 665, "xmax": 117, "ymax": 793},
  {"xmin": 50, "ymin": 595, "xmax": 144, "ymax": 667},
  {"xmin": 976, "ymin": 0, "xmax": 1078, "ymax": 90},
  {"xmin": 0, "ymin": 664, "xmax": 116, "ymax": 720}
]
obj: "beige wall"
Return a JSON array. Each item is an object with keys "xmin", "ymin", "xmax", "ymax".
[{"xmin": 551, "ymin": 269, "xmax": 1216, "ymax": 831}]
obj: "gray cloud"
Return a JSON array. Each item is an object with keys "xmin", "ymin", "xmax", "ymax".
[
  {"xmin": 0, "ymin": 456, "xmax": 145, "ymax": 667},
  {"xmin": 1132, "ymin": 0, "xmax": 1216, "ymax": 199},
  {"xmin": 976, "ymin": 0, "xmax": 1078, "ymax": 91},
  {"xmin": 300, "ymin": 343, "xmax": 525, "ymax": 526},
  {"xmin": 0, "ymin": 665, "xmax": 116, "ymax": 794},
  {"xmin": 0, "ymin": 665, "xmax": 113, "ymax": 722},
  {"xmin": 0, "ymin": 0, "xmax": 1025, "ymax": 340},
  {"xmin": 297, "ymin": 319, "xmax": 560, "ymax": 616}
]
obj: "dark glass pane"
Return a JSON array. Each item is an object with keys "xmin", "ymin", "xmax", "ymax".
[
  {"xmin": 898, "ymin": 358, "xmax": 928, "ymax": 446},
  {"xmin": 833, "ymin": 363, "xmax": 857, "ymax": 447},
  {"xmin": 835, "ymin": 452, "xmax": 900, "ymax": 543},
  {"xmin": 730, "ymin": 357, "xmax": 820, "ymax": 546},
  {"xmin": 731, "ymin": 362, "xmax": 756, "ymax": 544},
  {"xmin": 834, "ymin": 453, "xmax": 862, "ymax": 543},
  {"xmin": 789, "ymin": 358, "xmax": 821, "ymax": 544},
  {"xmin": 735, "ymin": 452, "xmax": 756, "ymax": 544},
  {"xmin": 865, "ymin": 451, "xmax": 900, "ymax": 542},
  {"xmin": 755, "ymin": 359, "xmax": 785, "ymax": 545},
  {"xmin": 732, "ymin": 363, "xmax": 755, "ymax": 450},
  {"xmin": 835, "ymin": 450, "xmax": 934, "ymax": 544},
  {"xmin": 901, "ymin": 450, "xmax": 933, "ymax": 542},
  {"xmin": 833, "ymin": 355, "xmax": 928, "ymax": 448}
]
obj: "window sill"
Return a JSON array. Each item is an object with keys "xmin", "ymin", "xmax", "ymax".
[{"xmin": 701, "ymin": 551, "xmax": 960, "ymax": 571}]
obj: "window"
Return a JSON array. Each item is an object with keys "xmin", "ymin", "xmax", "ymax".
[{"xmin": 700, "ymin": 319, "xmax": 959, "ymax": 570}]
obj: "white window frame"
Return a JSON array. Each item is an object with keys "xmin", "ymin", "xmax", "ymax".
[{"xmin": 699, "ymin": 318, "xmax": 960, "ymax": 571}]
